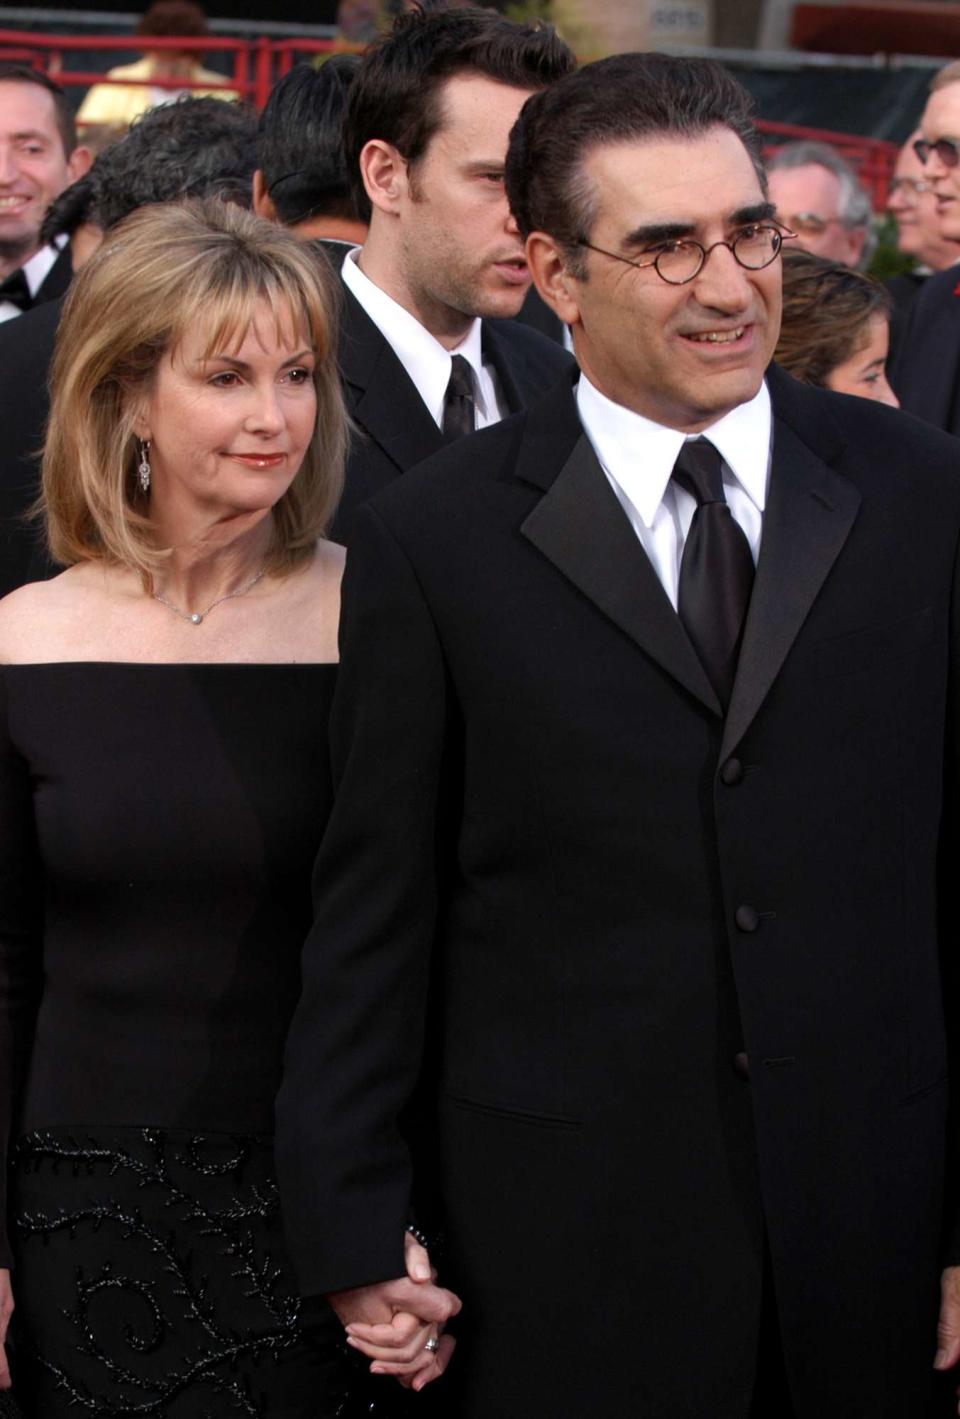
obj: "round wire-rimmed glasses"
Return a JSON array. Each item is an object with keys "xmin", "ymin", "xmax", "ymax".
[{"xmin": 576, "ymin": 223, "xmax": 795, "ymax": 286}]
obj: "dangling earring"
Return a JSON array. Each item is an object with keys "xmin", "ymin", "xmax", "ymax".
[{"xmin": 137, "ymin": 439, "xmax": 151, "ymax": 494}]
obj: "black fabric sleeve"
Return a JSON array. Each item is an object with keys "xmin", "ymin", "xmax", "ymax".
[
  {"xmin": 0, "ymin": 670, "xmax": 43, "ymax": 1269},
  {"xmin": 275, "ymin": 501, "xmax": 448, "ymax": 1297}
]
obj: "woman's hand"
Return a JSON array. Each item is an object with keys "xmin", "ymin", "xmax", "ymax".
[
  {"xmin": 343, "ymin": 1233, "xmax": 457, "ymax": 1391},
  {"xmin": 0, "ymin": 1268, "xmax": 14, "ymax": 1389}
]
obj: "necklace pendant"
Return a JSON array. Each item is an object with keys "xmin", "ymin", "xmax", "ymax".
[{"xmin": 190, "ymin": 613, "xmax": 203, "ymax": 625}]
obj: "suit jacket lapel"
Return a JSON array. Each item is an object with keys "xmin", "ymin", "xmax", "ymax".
[
  {"xmin": 339, "ymin": 285, "xmax": 446, "ymax": 472},
  {"xmin": 721, "ymin": 406, "xmax": 861, "ymax": 759},
  {"xmin": 521, "ymin": 427, "xmax": 721, "ymax": 715},
  {"xmin": 482, "ymin": 322, "xmax": 524, "ymax": 413},
  {"xmin": 33, "ymin": 244, "xmax": 71, "ymax": 307}
]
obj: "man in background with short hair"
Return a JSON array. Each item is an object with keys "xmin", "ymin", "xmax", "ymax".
[
  {"xmin": 325, "ymin": 6, "xmax": 574, "ymax": 540},
  {"xmin": 886, "ymin": 129, "xmax": 958, "ymax": 338},
  {"xmin": 0, "ymin": 65, "xmax": 90, "ymax": 323},
  {"xmin": 253, "ymin": 58, "xmax": 367, "ymax": 249},
  {"xmin": 891, "ymin": 61, "xmax": 960, "ymax": 435},
  {"xmin": 768, "ymin": 138, "xmax": 872, "ymax": 267}
]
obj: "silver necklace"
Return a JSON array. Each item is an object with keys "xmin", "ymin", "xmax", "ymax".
[{"xmin": 152, "ymin": 566, "xmax": 267, "ymax": 625}]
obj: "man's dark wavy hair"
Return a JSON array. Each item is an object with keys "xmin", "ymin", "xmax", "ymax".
[
  {"xmin": 343, "ymin": 5, "xmax": 574, "ymax": 222},
  {"xmin": 39, "ymin": 96, "xmax": 256, "ymax": 243},
  {"xmin": 505, "ymin": 53, "xmax": 767, "ymax": 280},
  {"xmin": 257, "ymin": 58, "xmax": 362, "ymax": 227}
]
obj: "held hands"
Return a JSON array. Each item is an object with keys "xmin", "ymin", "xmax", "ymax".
[
  {"xmin": 328, "ymin": 1233, "xmax": 461, "ymax": 1392},
  {"xmin": 0, "ymin": 1269, "xmax": 12, "ymax": 1389}
]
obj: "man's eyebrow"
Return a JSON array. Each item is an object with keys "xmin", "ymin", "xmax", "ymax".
[
  {"xmin": 622, "ymin": 202, "xmax": 776, "ymax": 249},
  {"xmin": 11, "ymin": 130, "xmax": 51, "ymax": 144},
  {"xmin": 463, "ymin": 159, "xmax": 505, "ymax": 174},
  {"xmin": 731, "ymin": 201, "xmax": 776, "ymax": 225},
  {"xmin": 623, "ymin": 222, "xmax": 696, "ymax": 249}
]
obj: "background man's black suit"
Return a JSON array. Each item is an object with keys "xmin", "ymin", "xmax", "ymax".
[
  {"xmin": 0, "ymin": 298, "xmax": 62, "ymax": 596},
  {"xmin": 891, "ymin": 262, "xmax": 960, "ymax": 435},
  {"xmin": 278, "ymin": 364, "xmax": 960, "ymax": 1418},
  {"xmin": 329, "ymin": 282, "xmax": 573, "ymax": 540}
]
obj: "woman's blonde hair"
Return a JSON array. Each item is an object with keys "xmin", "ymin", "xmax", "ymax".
[{"xmin": 43, "ymin": 197, "xmax": 347, "ymax": 579}]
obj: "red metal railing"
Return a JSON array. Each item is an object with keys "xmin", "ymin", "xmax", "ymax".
[{"xmin": 0, "ymin": 28, "xmax": 900, "ymax": 208}]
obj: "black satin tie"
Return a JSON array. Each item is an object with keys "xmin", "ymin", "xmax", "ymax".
[
  {"xmin": 672, "ymin": 437, "xmax": 755, "ymax": 708},
  {"xmin": 0, "ymin": 267, "xmax": 32, "ymax": 313},
  {"xmin": 442, "ymin": 355, "xmax": 476, "ymax": 442}
]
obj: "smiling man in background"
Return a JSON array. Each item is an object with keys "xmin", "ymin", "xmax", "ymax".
[
  {"xmin": 0, "ymin": 65, "xmax": 90, "ymax": 322},
  {"xmin": 326, "ymin": 6, "xmax": 574, "ymax": 539},
  {"xmin": 891, "ymin": 61, "xmax": 960, "ymax": 433}
]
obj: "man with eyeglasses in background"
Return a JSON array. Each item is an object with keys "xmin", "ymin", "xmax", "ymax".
[
  {"xmin": 278, "ymin": 51, "xmax": 960, "ymax": 1419},
  {"xmin": 891, "ymin": 63, "xmax": 960, "ymax": 434},
  {"xmin": 885, "ymin": 130, "xmax": 960, "ymax": 347},
  {"xmin": 767, "ymin": 139, "xmax": 872, "ymax": 268}
]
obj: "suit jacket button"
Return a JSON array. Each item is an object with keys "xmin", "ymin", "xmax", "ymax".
[
  {"xmin": 720, "ymin": 758, "xmax": 743, "ymax": 785},
  {"xmin": 733, "ymin": 1051, "xmax": 750, "ymax": 1080},
  {"xmin": 735, "ymin": 905, "xmax": 760, "ymax": 932}
]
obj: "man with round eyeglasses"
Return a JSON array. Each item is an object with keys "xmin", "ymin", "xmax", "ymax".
[
  {"xmin": 891, "ymin": 61, "xmax": 960, "ymax": 432},
  {"xmin": 282, "ymin": 50, "xmax": 960, "ymax": 1419}
]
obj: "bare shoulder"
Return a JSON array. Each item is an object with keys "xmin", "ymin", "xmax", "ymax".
[
  {"xmin": 0, "ymin": 572, "xmax": 75, "ymax": 664},
  {"xmin": 270, "ymin": 541, "xmax": 343, "ymax": 664},
  {"xmin": 315, "ymin": 537, "xmax": 346, "ymax": 585},
  {"xmin": 0, "ymin": 564, "xmax": 121, "ymax": 664}
]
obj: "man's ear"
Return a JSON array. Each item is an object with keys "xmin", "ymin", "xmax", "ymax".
[
  {"xmin": 67, "ymin": 144, "xmax": 93, "ymax": 183},
  {"xmin": 526, "ymin": 231, "xmax": 582, "ymax": 326},
  {"xmin": 358, "ymin": 139, "xmax": 409, "ymax": 217},
  {"xmin": 252, "ymin": 170, "xmax": 278, "ymax": 222}
]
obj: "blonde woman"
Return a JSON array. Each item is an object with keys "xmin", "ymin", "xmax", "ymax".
[{"xmin": 0, "ymin": 199, "xmax": 416, "ymax": 1417}]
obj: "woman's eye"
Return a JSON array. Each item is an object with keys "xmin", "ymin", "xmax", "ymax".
[
  {"xmin": 285, "ymin": 367, "xmax": 312, "ymax": 384},
  {"xmin": 210, "ymin": 371, "xmax": 240, "ymax": 387}
]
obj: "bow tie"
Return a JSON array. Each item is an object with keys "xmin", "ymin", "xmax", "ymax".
[{"xmin": 0, "ymin": 267, "xmax": 33, "ymax": 312}]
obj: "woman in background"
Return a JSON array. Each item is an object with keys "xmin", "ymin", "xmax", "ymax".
[{"xmin": 775, "ymin": 247, "xmax": 900, "ymax": 407}]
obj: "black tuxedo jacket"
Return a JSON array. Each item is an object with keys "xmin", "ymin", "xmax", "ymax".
[
  {"xmin": 890, "ymin": 262, "xmax": 960, "ymax": 435},
  {"xmin": 277, "ymin": 367, "xmax": 960, "ymax": 1417},
  {"xmin": 0, "ymin": 296, "xmax": 63, "ymax": 597},
  {"xmin": 32, "ymin": 243, "xmax": 72, "ymax": 309},
  {"xmin": 329, "ymin": 282, "xmax": 573, "ymax": 541}
]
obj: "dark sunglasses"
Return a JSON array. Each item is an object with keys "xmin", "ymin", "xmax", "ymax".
[{"xmin": 913, "ymin": 136, "xmax": 960, "ymax": 169}]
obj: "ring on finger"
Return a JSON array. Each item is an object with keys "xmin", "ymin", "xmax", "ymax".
[{"xmin": 424, "ymin": 1336, "xmax": 440, "ymax": 1354}]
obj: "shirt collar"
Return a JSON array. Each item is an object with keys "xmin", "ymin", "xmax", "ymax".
[
  {"xmin": 21, "ymin": 237, "xmax": 65, "ymax": 299},
  {"xmin": 342, "ymin": 247, "xmax": 487, "ymax": 424},
  {"xmin": 576, "ymin": 373, "xmax": 771, "ymax": 528}
]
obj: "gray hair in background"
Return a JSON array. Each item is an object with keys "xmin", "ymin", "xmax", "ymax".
[
  {"xmin": 767, "ymin": 139, "xmax": 876, "ymax": 265},
  {"xmin": 40, "ymin": 96, "xmax": 257, "ymax": 244}
]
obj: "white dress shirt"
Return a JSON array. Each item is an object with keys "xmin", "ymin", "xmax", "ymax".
[
  {"xmin": 342, "ymin": 248, "xmax": 508, "ymax": 429},
  {"xmin": 0, "ymin": 239, "xmax": 65, "ymax": 325},
  {"xmin": 577, "ymin": 374, "xmax": 772, "ymax": 611}
]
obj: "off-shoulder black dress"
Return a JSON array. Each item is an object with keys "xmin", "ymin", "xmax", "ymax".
[{"xmin": 0, "ymin": 662, "xmax": 354, "ymax": 1418}]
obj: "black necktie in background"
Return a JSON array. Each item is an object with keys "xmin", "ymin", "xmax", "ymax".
[
  {"xmin": 672, "ymin": 437, "xmax": 755, "ymax": 708},
  {"xmin": 442, "ymin": 354, "xmax": 476, "ymax": 442},
  {"xmin": 0, "ymin": 268, "xmax": 32, "ymax": 313}
]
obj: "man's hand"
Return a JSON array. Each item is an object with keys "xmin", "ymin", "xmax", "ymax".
[
  {"xmin": 330, "ymin": 1233, "xmax": 460, "ymax": 1392},
  {"xmin": 0, "ymin": 1269, "xmax": 13, "ymax": 1389}
]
